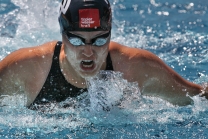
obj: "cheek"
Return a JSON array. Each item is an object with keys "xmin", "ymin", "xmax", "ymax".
[
  {"xmin": 64, "ymin": 44, "xmax": 79, "ymax": 61},
  {"xmin": 95, "ymin": 46, "xmax": 109, "ymax": 61},
  {"xmin": 67, "ymin": 48, "xmax": 77, "ymax": 58},
  {"xmin": 96, "ymin": 43, "xmax": 109, "ymax": 55},
  {"xmin": 63, "ymin": 36, "xmax": 78, "ymax": 58}
]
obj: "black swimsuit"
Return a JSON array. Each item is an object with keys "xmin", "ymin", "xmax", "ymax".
[{"xmin": 28, "ymin": 41, "xmax": 113, "ymax": 109}]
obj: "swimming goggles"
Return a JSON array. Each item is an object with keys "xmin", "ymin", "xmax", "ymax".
[{"xmin": 64, "ymin": 31, "xmax": 111, "ymax": 47}]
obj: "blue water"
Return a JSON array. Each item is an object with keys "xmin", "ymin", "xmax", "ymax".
[{"xmin": 0, "ymin": 0, "xmax": 208, "ymax": 138}]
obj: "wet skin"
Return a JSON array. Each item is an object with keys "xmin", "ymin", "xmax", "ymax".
[{"xmin": 0, "ymin": 31, "xmax": 207, "ymax": 106}]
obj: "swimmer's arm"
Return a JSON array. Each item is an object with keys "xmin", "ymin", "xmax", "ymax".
[
  {"xmin": 129, "ymin": 50, "xmax": 204, "ymax": 105},
  {"xmin": 0, "ymin": 48, "xmax": 37, "ymax": 96},
  {"xmin": 110, "ymin": 42, "xmax": 204, "ymax": 105},
  {"xmin": 0, "ymin": 58, "xmax": 35, "ymax": 106},
  {"xmin": 0, "ymin": 54, "xmax": 25, "ymax": 95},
  {"xmin": 0, "ymin": 42, "xmax": 56, "ymax": 105}
]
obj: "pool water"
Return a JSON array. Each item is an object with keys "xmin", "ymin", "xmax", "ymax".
[{"xmin": 0, "ymin": 0, "xmax": 208, "ymax": 138}]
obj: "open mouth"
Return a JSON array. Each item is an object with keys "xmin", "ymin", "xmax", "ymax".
[{"xmin": 81, "ymin": 60, "xmax": 94, "ymax": 69}]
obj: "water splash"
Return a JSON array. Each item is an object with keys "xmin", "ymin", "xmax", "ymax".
[
  {"xmin": 0, "ymin": 71, "xmax": 208, "ymax": 138},
  {"xmin": 86, "ymin": 71, "xmax": 141, "ymax": 112}
]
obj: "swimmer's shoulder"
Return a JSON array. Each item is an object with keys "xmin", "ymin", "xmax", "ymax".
[
  {"xmin": 0, "ymin": 41, "xmax": 58, "ymax": 81},
  {"xmin": 109, "ymin": 41, "xmax": 160, "ymax": 63},
  {"xmin": 0, "ymin": 41, "xmax": 57, "ymax": 68},
  {"xmin": 0, "ymin": 41, "xmax": 59, "ymax": 102}
]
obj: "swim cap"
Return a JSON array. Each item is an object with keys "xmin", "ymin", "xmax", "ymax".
[{"xmin": 58, "ymin": 0, "xmax": 112, "ymax": 33}]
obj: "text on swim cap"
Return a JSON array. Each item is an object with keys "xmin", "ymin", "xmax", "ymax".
[{"xmin": 79, "ymin": 9, "xmax": 100, "ymax": 28}]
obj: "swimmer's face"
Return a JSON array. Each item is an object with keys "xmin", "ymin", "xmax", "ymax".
[{"xmin": 62, "ymin": 31, "xmax": 110, "ymax": 78}]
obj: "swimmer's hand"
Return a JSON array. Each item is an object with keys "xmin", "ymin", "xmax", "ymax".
[{"xmin": 200, "ymin": 83, "xmax": 208, "ymax": 99}]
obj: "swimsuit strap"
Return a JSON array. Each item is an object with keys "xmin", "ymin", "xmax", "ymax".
[
  {"xmin": 50, "ymin": 41, "xmax": 62, "ymax": 73},
  {"xmin": 106, "ymin": 53, "xmax": 114, "ymax": 70}
]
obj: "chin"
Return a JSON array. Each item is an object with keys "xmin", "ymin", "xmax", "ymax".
[
  {"xmin": 79, "ymin": 70, "xmax": 99, "ymax": 78},
  {"xmin": 78, "ymin": 66, "xmax": 101, "ymax": 78}
]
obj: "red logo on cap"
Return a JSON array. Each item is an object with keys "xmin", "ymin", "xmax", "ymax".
[{"xmin": 79, "ymin": 9, "xmax": 100, "ymax": 28}]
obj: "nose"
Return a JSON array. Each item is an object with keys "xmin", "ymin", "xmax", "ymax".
[{"xmin": 82, "ymin": 45, "xmax": 93, "ymax": 57}]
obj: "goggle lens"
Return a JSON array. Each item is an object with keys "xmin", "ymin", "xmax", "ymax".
[
  {"xmin": 64, "ymin": 32, "xmax": 110, "ymax": 47},
  {"xmin": 68, "ymin": 38, "xmax": 85, "ymax": 46},
  {"xmin": 93, "ymin": 38, "xmax": 107, "ymax": 46}
]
